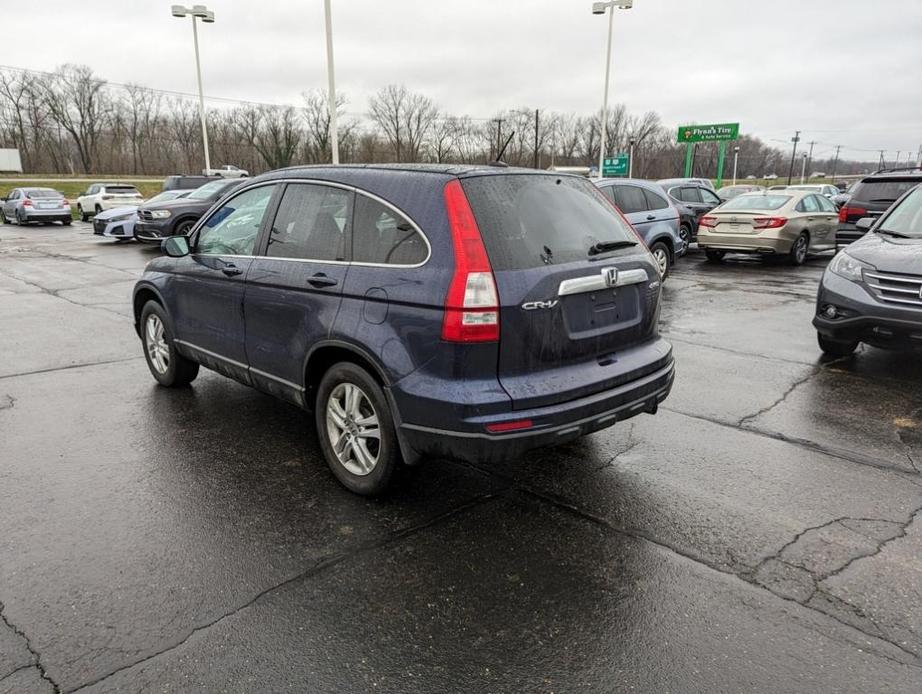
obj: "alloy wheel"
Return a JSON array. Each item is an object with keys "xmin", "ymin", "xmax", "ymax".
[
  {"xmin": 145, "ymin": 314, "xmax": 170, "ymax": 375},
  {"xmin": 652, "ymin": 247, "xmax": 669, "ymax": 277},
  {"xmin": 794, "ymin": 235, "xmax": 808, "ymax": 263},
  {"xmin": 326, "ymin": 382, "xmax": 381, "ymax": 476}
]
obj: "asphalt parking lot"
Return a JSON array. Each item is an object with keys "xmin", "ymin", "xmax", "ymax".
[{"xmin": 2, "ymin": 221, "xmax": 922, "ymax": 693}]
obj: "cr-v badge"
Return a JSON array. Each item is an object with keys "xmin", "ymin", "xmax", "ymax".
[{"xmin": 521, "ymin": 300, "xmax": 559, "ymax": 311}]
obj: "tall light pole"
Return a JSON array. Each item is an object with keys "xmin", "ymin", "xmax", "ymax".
[
  {"xmin": 323, "ymin": 0, "xmax": 339, "ymax": 164},
  {"xmin": 592, "ymin": 0, "xmax": 633, "ymax": 177},
  {"xmin": 800, "ymin": 152, "xmax": 807, "ymax": 184},
  {"xmin": 172, "ymin": 5, "xmax": 214, "ymax": 174},
  {"xmin": 628, "ymin": 136, "xmax": 635, "ymax": 177}
]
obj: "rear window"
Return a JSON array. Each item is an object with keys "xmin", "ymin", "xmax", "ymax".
[
  {"xmin": 461, "ymin": 174, "xmax": 637, "ymax": 270},
  {"xmin": 851, "ymin": 179, "xmax": 922, "ymax": 204},
  {"xmin": 24, "ymin": 188, "xmax": 61, "ymax": 198},
  {"xmin": 104, "ymin": 185, "xmax": 140, "ymax": 194},
  {"xmin": 720, "ymin": 194, "xmax": 790, "ymax": 211}
]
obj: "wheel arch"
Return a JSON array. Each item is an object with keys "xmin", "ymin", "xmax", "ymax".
[
  {"xmin": 303, "ymin": 340, "xmax": 391, "ymax": 407},
  {"xmin": 132, "ymin": 283, "xmax": 167, "ymax": 336}
]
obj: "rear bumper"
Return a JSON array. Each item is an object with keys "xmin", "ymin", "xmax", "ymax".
[
  {"xmin": 21, "ymin": 210, "xmax": 71, "ymax": 222},
  {"xmin": 697, "ymin": 228, "xmax": 794, "ymax": 254},
  {"xmin": 835, "ymin": 223, "xmax": 865, "ymax": 248},
  {"xmin": 397, "ymin": 355, "xmax": 675, "ymax": 464}
]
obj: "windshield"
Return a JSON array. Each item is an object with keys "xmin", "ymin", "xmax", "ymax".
[
  {"xmin": 187, "ymin": 179, "xmax": 236, "ymax": 200},
  {"xmin": 877, "ymin": 186, "xmax": 922, "ymax": 238},
  {"xmin": 720, "ymin": 194, "xmax": 791, "ymax": 211},
  {"xmin": 461, "ymin": 174, "xmax": 637, "ymax": 270},
  {"xmin": 145, "ymin": 190, "xmax": 187, "ymax": 205},
  {"xmin": 24, "ymin": 188, "xmax": 62, "ymax": 198}
]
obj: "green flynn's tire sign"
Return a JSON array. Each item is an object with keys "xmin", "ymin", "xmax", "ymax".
[
  {"xmin": 677, "ymin": 122, "xmax": 740, "ymax": 183},
  {"xmin": 677, "ymin": 122, "xmax": 739, "ymax": 143}
]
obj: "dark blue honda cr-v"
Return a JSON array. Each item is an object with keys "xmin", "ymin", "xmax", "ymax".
[{"xmin": 133, "ymin": 165, "xmax": 675, "ymax": 495}]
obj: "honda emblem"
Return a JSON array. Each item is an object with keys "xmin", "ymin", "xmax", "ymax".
[{"xmin": 604, "ymin": 267, "xmax": 618, "ymax": 287}]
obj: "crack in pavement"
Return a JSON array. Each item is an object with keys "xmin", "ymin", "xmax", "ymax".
[
  {"xmin": 68, "ymin": 492, "xmax": 499, "ymax": 693},
  {"xmin": 0, "ymin": 356, "xmax": 144, "ymax": 382},
  {"xmin": 449, "ymin": 460, "xmax": 922, "ymax": 670},
  {"xmin": 0, "ymin": 394, "xmax": 14, "ymax": 411},
  {"xmin": 0, "ymin": 601, "xmax": 61, "ymax": 693},
  {"xmin": 662, "ymin": 405, "xmax": 922, "ymax": 481},
  {"xmin": 0, "ymin": 268, "xmax": 128, "ymax": 319}
]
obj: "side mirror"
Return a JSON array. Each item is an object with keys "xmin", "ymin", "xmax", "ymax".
[
  {"xmin": 161, "ymin": 235, "xmax": 190, "ymax": 257},
  {"xmin": 855, "ymin": 218, "xmax": 874, "ymax": 232}
]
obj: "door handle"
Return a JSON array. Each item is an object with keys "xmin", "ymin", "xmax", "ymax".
[
  {"xmin": 646, "ymin": 214, "xmax": 656, "ymax": 221},
  {"xmin": 307, "ymin": 273, "xmax": 338, "ymax": 288},
  {"xmin": 221, "ymin": 263, "xmax": 243, "ymax": 277}
]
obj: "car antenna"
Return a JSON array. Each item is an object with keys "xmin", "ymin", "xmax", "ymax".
[{"xmin": 489, "ymin": 131, "xmax": 516, "ymax": 167}]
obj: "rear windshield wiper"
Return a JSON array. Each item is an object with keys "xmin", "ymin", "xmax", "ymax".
[
  {"xmin": 876, "ymin": 229, "xmax": 911, "ymax": 238},
  {"xmin": 588, "ymin": 240, "xmax": 638, "ymax": 256}
]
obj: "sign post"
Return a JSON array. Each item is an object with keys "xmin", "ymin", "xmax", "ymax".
[
  {"xmin": 601, "ymin": 154, "xmax": 629, "ymax": 177},
  {"xmin": 677, "ymin": 122, "xmax": 740, "ymax": 187}
]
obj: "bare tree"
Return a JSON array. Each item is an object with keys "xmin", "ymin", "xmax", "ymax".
[
  {"xmin": 39, "ymin": 65, "xmax": 111, "ymax": 173},
  {"xmin": 368, "ymin": 84, "xmax": 437, "ymax": 162}
]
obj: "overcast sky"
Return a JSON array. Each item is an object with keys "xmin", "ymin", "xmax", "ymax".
[{"xmin": 4, "ymin": 0, "xmax": 920, "ymax": 160}]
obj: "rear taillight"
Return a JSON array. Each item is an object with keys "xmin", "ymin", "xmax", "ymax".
[
  {"xmin": 838, "ymin": 205, "xmax": 866, "ymax": 223},
  {"xmin": 441, "ymin": 179, "xmax": 499, "ymax": 343},
  {"xmin": 21, "ymin": 198, "xmax": 32, "ymax": 207},
  {"xmin": 751, "ymin": 217, "xmax": 787, "ymax": 230},
  {"xmin": 698, "ymin": 215, "xmax": 717, "ymax": 228},
  {"xmin": 61, "ymin": 199, "xmax": 69, "ymax": 206}
]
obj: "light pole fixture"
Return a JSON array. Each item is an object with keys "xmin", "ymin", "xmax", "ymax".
[
  {"xmin": 172, "ymin": 4, "xmax": 215, "ymax": 174},
  {"xmin": 628, "ymin": 136, "xmax": 635, "ymax": 177},
  {"xmin": 592, "ymin": 0, "xmax": 633, "ymax": 177}
]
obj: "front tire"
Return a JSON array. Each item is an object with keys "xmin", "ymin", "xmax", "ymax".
[
  {"xmin": 140, "ymin": 301, "xmax": 199, "ymax": 387},
  {"xmin": 818, "ymin": 333, "xmax": 858, "ymax": 357},
  {"xmin": 649, "ymin": 241, "xmax": 671, "ymax": 279},
  {"xmin": 174, "ymin": 219, "xmax": 195, "ymax": 236},
  {"xmin": 316, "ymin": 362, "xmax": 400, "ymax": 496},
  {"xmin": 789, "ymin": 232, "xmax": 809, "ymax": 266}
]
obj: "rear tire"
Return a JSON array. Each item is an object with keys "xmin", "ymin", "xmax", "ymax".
[
  {"xmin": 818, "ymin": 332, "xmax": 857, "ymax": 357},
  {"xmin": 0, "ymin": 210, "xmax": 6, "ymax": 224},
  {"xmin": 789, "ymin": 232, "xmax": 809, "ymax": 266},
  {"xmin": 62, "ymin": 218, "xmax": 72, "ymax": 226},
  {"xmin": 16, "ymin": 210, "xmax": 26, "ymax": 225},
  {"xmin": 78, "ymin": 205, "xmax": 89, "ymax": 223},
  {"xmin": 315, "ymin": 362, "xmax": 400, "ymax": 496},
  {"xmin": 705, "ymin": 250, "xmax": 725, "ymax": 262},
  {"xmin": 649, "ymin": 241, "xmax": 671, "ymax": 279},
  {"xmin": 679, "ymin": 224, "xmax": 691, "ymax": 250},
  {"xmin": 140, "ymin": 301, "xmax": 199, "ymax": 387},
  {"xmin": 94, "ymin": 204, "xmax": 102, "ymax": 217}
]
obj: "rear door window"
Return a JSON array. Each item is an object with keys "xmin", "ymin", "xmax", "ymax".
[
  {"xmin": 266, "ymin": 183, "xmax": 350, "ymax": 262},
  {"xmin": 797, "ymin": 195, "xmax": 820, "ymax": 213},
  {"xmin": 461, "ymin": 174, "xmax": 637, "ymax": 270},
  {"xmin": 352, "ymin": 195, "xmax": 427, "ymax": 265},
  {"xmin": 679, "ymin": 187, "xmax": 702, "ymax": 203},
  {"xmin": 610, "ymin": 185, "xmax": 648, "ymax": 214},
  {"xmin": 816, "ymin": 195, "xmax": 837, "ymax": 213},
  {"xmin": 643, "ymin": 188, "xmax": 670, "ymax": 210}
]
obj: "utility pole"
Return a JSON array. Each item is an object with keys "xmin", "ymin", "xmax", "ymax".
[
  {"xmin": 831, "ymin": 145, "xmax": 841, "ymax": 183},
  {"xmin": 732, "ymin": 145, "xmax": 740, "ymax": 185},
  {"xmin": 786, "ymin": 130, "xmax": 801, "ymax": 185},
  {"xmin": 917, "ymin": 144, "xmax": 922, "ymax": 169},
  {"xmin": 533, "ymin": 109, "xmax": 539, "ymax": 169},
  {"xmin": 805, "ymin": 140, "xmax": 816, "ymax": 180},
  {"xmin": 894, "ymin": 151, "xmax": 902, "ymax": 167}
]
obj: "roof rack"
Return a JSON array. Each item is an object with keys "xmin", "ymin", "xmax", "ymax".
[{"xmin": 872, "ymin": 166, "xmax": 922, "ymax": 175}]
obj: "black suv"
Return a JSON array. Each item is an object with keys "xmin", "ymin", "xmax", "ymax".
[
  {"xmin": 815, "ymin": 183, "xmax": 922, "ymax": 355},
  {"xmin": 134, "ymin": 178, "xmax": 245, "ymax": 242},
  {"xmin": 132, "ymin": 165, "xmax": 675, "ymax": 495},
  {"xmin": 835, "ymin": 168, "xmax": 922, "ymax": 249},
  {"xmin": 660, "ymin": 183, "xmax": 722, "ymax": 243}
]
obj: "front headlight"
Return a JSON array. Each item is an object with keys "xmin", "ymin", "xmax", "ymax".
[
  {"xmin": 149, "ymin": 210, "xmax": 171, "ymax": 219},
  {"xmin": 829, "ymin": 251, "xmax": 874, "ymax": 282}
]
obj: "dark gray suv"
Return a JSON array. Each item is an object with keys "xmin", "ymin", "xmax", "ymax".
[
  {"xmin": 133, "ymin": 165, "xmax": 675, "ymax": 495},
  {"xmin": 815, "ymin": 183, "xmax": 922, "ymax": 355}
]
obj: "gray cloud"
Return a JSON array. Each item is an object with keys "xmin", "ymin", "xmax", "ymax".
[{"xmin": 6, "ymin": 0, "xmax": 921, "ymax": 158}]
